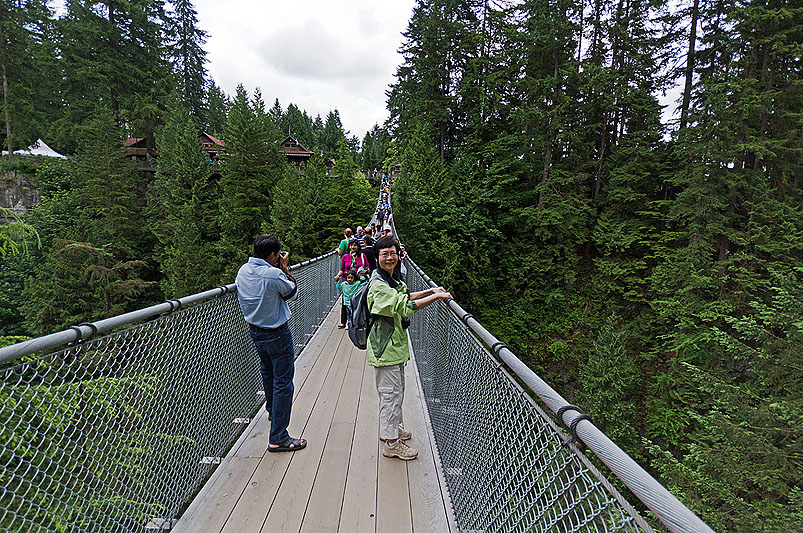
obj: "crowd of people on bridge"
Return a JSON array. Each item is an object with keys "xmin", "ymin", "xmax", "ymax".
[{"xmin": 234, "ymin": 179, "xmax": 451, "ymax": 462}]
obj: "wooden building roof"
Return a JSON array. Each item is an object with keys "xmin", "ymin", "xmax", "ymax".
[{"xmin": 279, "ymin": 136, "xmax": 313, "ymax": 159}]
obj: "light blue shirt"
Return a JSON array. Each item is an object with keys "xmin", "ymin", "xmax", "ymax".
[{"xmin": 235, "ymin": 257, "xmax": 297, "ymax": 329}]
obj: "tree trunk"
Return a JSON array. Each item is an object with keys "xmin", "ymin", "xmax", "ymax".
[
  {"xmin": 679, "ymin": 0, "xmax": 699, "ymax": 130},
  {"xmin": 577, "ymin": 0, "xmax": 583, "ymax": 68},
  {"xmin": 591, "ymin": 0, "xmax": 602, "ymax": 59},
  {"xmin": 593, "ymin": 111, "xmax": 609, "ymax": 199},
  {"xmin": 538, "ymin": 45, "xmax": 561, "ymax": 212},
  {"xmin": 2, "ymin": 62, "xmax": 12, "ymax": 154},
  {"xmin": 107, "ymin": 1, "xmax": 120, "ymax": 122}
]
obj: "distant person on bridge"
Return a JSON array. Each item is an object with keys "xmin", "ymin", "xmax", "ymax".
[
  {"xmin": 362, "ymin": 235, "xmax": 377, "ymax": 272},
  {"xmin": 335, "ymin": 239, "xmax": 369, "ymax": 283},
  {"xmin": 336, "ymin": 228, "xmax": 353, "ymax": 256},
  {"xmin": 335, "ymin": 269, "xmax": 364, "ymax": 329},
  {"xmin": 235, "ymin": 234, "xmax": 307, "ymax": 453},
  {"xmin": 367, "ymin": 236, "xmax": 451, "ymax": 461}
]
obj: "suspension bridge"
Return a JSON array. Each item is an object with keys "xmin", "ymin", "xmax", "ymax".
[{"xmin": 0, "ymin": 193, "xmax": 716, "ymax": 532}]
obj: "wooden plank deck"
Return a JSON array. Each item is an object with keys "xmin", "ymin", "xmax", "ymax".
[{"xmin": 173, "ymin": 305, "xmax": 458, "ymax": 533}]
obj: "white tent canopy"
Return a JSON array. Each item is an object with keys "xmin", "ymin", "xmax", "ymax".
[{"xmin": 1, "ymin": 139, "xmax": 66, "ymax": 159}]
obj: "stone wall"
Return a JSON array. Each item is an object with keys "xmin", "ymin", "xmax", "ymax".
[{"xmin": 0, "ymin": 171, "xmax": 39, "ymax": 214}]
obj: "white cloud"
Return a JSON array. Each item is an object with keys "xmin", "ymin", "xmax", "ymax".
[{"xmin": 196, "ymin": 0, "xmax": 416, "ymax": 138}]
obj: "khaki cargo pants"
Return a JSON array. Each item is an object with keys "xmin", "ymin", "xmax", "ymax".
[{"xmin": 374, "ymin": 363, "xmax": 405, "ymax": 441}]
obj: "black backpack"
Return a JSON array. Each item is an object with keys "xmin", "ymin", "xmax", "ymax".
[
  {"xmin": 347, "ymin": 279, "xmax": 375, "ymax": 349},
  {"xmin": 347, "ymin": 276, "xmax": 410, "ymax": 350}
]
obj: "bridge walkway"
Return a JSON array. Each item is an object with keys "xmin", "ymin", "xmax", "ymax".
[{"xmin": 172, "ymin": 304, "xmax": 457, "ymax": 533}]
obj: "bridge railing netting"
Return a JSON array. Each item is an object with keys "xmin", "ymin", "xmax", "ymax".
[
  {"xmin": 0, "ymin": 252, "xmax": 340, "ymax": 532},
  {"xmin": 406, "ymin": 262, "xmax": 650, "ymax": 533}
]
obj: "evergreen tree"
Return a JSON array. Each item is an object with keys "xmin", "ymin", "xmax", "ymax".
[
  {"xmin": 320, "ymin": 109, "xmax": 345, "ymax": 158},
  {"xmin": 217, "ymin": 85, "xmax": 279, "ymax": 279},
  {"xmin": 0, "ymin": 0, "xmax": 59, "ymax": 152},
  {"xmin": 282, "ymin": 103, "xmax": 314, "ymax": 146},
  {"xmin": 23, "ymin": 105, "xmax": 152, "ymax": 333},
  {"xmin": 271, "ymin": 155, "xmax": 328, "ymax": 260},
  {"xmin": 149, "ymin": 95, "xmax": 219, "ymax": 297},
  {"xmin": 311, "ymin": 113, "xmax": 325, "ymax": 150},
  {"xmin": 58, "ymin": 0, "xmax": 170, "ymax": 154},
  {"xmin": 165, "ymin": 0, "xmax": 209, "ymax": 123},
  {"xmin": 269, "ymin": 98, "xmax": 283, "ymax": 125},
  {"xmin": 205, "ymin": 80, "xmax": 228, "ymax": 135},
  {"xmin": 73, "ymin": 104, "xmax": 145, "ymax": 259}
]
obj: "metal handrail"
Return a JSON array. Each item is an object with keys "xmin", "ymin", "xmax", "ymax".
[
  {"xmin": 0, "ymin": 250, "xmax": 336, "ymax": 365},
  {"xmin": 404, "ymin": 257, "xmax": 714, "ymax": 533},
  {"xmin": 1, "ymin": 249, "xmax": 341, "ymax": 532}
]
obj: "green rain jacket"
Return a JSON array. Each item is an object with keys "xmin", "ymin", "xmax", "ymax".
[{"xmin": 366, "ymin": 271, "xmax": 417, "ymax": 367}]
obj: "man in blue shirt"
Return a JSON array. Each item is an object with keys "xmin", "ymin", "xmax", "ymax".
[{"xmin": 235, "ymin": 234, "xmax": 306, "ymax": 452}]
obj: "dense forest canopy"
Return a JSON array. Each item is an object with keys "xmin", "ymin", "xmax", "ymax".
[
  {"xmin": 1, "ymin": 0, "xmax": 802, "ymax": 531},
  {"xmin": 387, "ymin": 0, "xmax": 802, "ymax": 531},
  {"xmin": 0, "ymin": 0, "xmax": 382, "ymax": 338}
]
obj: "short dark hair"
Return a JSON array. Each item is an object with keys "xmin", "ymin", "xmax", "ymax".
[
  {"xmin": 253, "ymin": 234, "xmax": 280, "ymax": 259},
  {"xmin": 348, "ymin": 238, "xmax": 362, "ymax": 253},
  {"xmin": 374, "ymin": 236, "xmax": 399, "ymax": 254}
]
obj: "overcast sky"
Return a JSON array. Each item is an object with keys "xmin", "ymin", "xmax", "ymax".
[
  {"xmin": 49, "ymin": 0, "xmax": 416, "ymax": 139},
  {"xmin": 195, "ymin": 0, "xmax": 417, "ymax": 139},
  {"xmin": 50, "ymin": 0, "xmax": 680, "ymax": 137}
]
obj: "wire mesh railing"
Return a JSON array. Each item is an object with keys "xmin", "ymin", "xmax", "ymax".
[
  {"xmin": 0, "ymin": 251, "xmax": 340, "ymax": 532},
  {"xmin": 404, "ymin": 255, "xmax": 714, "ymax": 533},
  {"xmin": 405, "ymin": 262, "xmax": 648, "ymax": 532},
  {"xmin": 382, "ymin": 179, "xmax": 711, "ymax": 533}
]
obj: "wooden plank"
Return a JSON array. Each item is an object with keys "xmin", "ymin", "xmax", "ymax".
[
  {"xmin": 299, "ymin": 344, "xmax": 366, "ymax": 532},
  {"xmin": 172, "ymin": 456, "xmax": 261, "ymax": 533},
  {"xmin": 235, "ymin": 309, "xmax": 338, "ymax": 459},
  {"xmin": 173, "ymin": 306, "xmax": 340, "ymax": 531},
  {"xmin": 376, "ymin": 438, "xmax": 413, "ymax": 532},
  {"xmin": 294, "ymin": 305, "xmax": 340, "ymax": 391},
  {"xmin": 220, "ymin": 329, "xmax": 351, "ymax": 532},
  {"xmin": 255, "ymin": 335, "xmax": 356, "ymax": 532},
  {"xmin": 338, "ymin": 350, "xmax": 379, "ymax": 533},
  {"xmin": 404, "ymin": 358, "xmax": 455, "ymax": 533}
]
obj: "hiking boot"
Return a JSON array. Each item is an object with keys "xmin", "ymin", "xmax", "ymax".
[
  {"xmin": 382, "ymin": 440, "xmax": 418, "ymax": 460},
  {"xmin": 398, "ymin": 425, "xmax": 412, "ymax": 441}
]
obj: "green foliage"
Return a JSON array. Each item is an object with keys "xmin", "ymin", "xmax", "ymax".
[
  {"xmin": 217, "ymin": 85, "xmax": 281, "ymax": 279},
  {"xmin": 149, "ymin": 95, "xmax": 220, "ymax": 298},
  {"xmin": 575, "ymin": 317, "xmax": 639, "ymax": 449},
  {"xmin": 0, "ymin": 0, "xmax": 59, "ymax": 152},
  {"xmin": 0, "ymin": 207, "xmax": 39, "ymax": 258},
  {"xmin": 20, "ymin": 105, "xmax": 154, "ymax": 335},
  {"xmin": 72, "ymin": 104, "xmax": 145, "ymax": 259},
  {"xmin": 165, "ymin": 0, "xmax": 209, "ymax": 123},
  {"xmin": 0, "ymin": 335, "xmax": 29, "ymax": 348},
  {"xmin": 360, "ymin": 123, "xmax": 389, "ymax": 171},
  {"xmin": 389, "ymin": 0, "xmax": 803, "ymax": 530}
]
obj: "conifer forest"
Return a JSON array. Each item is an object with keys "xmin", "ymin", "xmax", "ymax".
[{"xmin": 1, "ymin": 0, "xmax": 802, "ymax": 531}]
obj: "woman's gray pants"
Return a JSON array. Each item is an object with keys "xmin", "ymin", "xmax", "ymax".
[{"xmin": 374, "ymin": 363, "xmax": 405, "ymax": 440}]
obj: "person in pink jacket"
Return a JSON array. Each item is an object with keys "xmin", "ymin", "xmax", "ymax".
[{"xmin": 335, "ymin": 239, "xmax": 369, "ymax": 281}]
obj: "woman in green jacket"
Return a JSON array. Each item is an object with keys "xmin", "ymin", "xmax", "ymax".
[{"xmin": 368, "ymin": 236, "xmax": 451, "ymax": 460}]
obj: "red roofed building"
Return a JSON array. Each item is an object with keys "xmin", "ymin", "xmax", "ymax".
[
  {"xmin": 278, "ymin": 136, "xmax": 313, "ymax": 166},
  {"xmin": 124, "ymin": 137, "xmax": 151, "ymax": 162},
  {"xmin": 201, "ymin": 133, "xmax": 224, "ymax": 161}
]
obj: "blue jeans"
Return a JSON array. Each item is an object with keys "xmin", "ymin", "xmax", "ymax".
[{"xmin": 249, "ymin": 323, "xmax": 295, "ymax": 445}]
